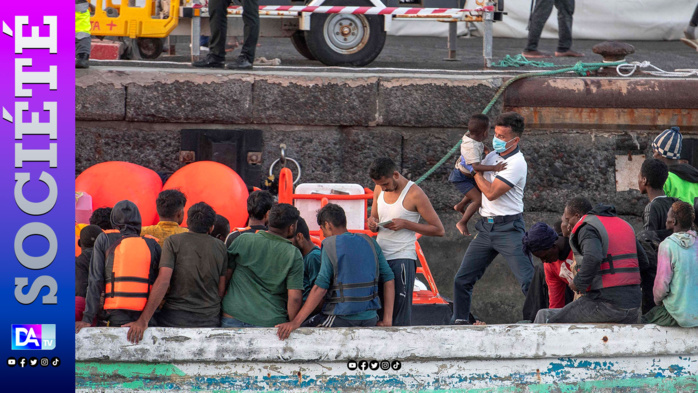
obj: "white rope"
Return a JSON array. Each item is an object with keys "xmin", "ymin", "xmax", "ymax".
[{"xmin": 617, "ymin": 61, "xmax": 698, "ymax": 78}]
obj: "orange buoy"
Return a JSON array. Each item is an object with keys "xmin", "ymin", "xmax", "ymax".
[
  {"xmin": 163, "ymin": 161, "xmax": 249, "ymax": 228},
  {"xmin": 75, "ymin": 162, "xmax": 163, "ymax": 226}
]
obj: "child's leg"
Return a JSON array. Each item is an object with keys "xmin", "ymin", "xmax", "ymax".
[
  {"xmin": 456, "ymin": 189, "xmax": 482, "ymax": 236},
  {"xmin": 454, "ymin": 193, "xmax": 472, "ymax": 213}
]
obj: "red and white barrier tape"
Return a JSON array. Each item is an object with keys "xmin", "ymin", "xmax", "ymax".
[
  {"xmin": 232, "ymin": 5, "xmax": 492, "ymax": 15},
  {"xmin": 191, "ymin": 3, "xmax": 493, "ymax": 17}
]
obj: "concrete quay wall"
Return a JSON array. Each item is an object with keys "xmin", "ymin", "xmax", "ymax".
[{"xmin": 75, "ymin": 68, "xmax": 698, "ymax": 323}]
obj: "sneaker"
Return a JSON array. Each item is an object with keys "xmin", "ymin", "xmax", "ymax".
[
  {"xmin": 76, "ymin": 53, "xmax": 90, "ymax": 69},
  {"xmin": 225, "ymin": 56, "xmax": 253, "ymax": 70},
  {"xmin": 555, "ymin": 50, "xmax": 584, "ymax": 57},
  {"xmin": 191, "ymin": 54, "xmax": 224, "ymax": 68},
  {"xmin": 188, "ymin": 43, "xmax": 210, "ymax": 53},
  {"xmin": 522, "ymin": 50, "xmax": 553, "ymax": 58}
]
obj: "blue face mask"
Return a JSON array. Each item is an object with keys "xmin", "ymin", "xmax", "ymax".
[{"xmin": 493, "ymin": 136, "xmax": 515, "ymax": 153}]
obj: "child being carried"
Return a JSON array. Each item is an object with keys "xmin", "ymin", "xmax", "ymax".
[{"xmin": 448, "ymin": 114, "xmax": 507, "ymax": 236}]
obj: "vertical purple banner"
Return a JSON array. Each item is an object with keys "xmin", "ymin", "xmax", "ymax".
[{"xmin": 0, "ymin": 1, "xmax": 75, "ymax": 391}]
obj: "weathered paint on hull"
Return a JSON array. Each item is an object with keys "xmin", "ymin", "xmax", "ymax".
[
  {"xmin": 76, "ymin": 357, "xmax": 697, "ymax": 392},
  {"xmin": 75, "ymin": 325, "xmax": 698, "ymax": 392}
]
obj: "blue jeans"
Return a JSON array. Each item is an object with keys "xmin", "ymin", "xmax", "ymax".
[
  {"xmin": 452, "ymin": 217, "xmax": 534, "ymax": 321},
  {"xmin": 221, "ymin": 316, "xmax": 257, "ymax": 328}
]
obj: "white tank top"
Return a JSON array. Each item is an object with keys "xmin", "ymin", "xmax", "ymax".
[{"xmin": 376, "ymin": 181, "xmax": 421, "ymax": 260}]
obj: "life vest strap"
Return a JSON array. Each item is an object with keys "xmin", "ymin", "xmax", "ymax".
[
  {"xmin": 105, "ymin": 291, "xmax": 149, "ymax": 298},
  {"xmin": 330, "ymin": 281, "xmax": 378, "ymax": 291},
  {"xmin": 606, "ymin": 253, "xmax": 637, "ymax": 261},
  {"xmin": 113, "ymin": 276, "xmax": 151, "ymax": 284},
  {"xmin": 327, "ymin": 293, "xmax": 378, "ymax": 304},
  {"xmin": 599, "ymin": 267, "xmax": 640, "ymax": 275}
]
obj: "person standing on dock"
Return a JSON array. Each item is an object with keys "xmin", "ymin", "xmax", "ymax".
[
  {"xmin": 452, "ymin": 112, "xmax": 533, "ymax": 325},
  {"xmin": 367, "ymin": 158, "xmax": 445, "ymax": 327},
  {"xmin": 75, "ymin": 0, "xmax": 91, "ymax": 68},
  {"xmin": 192, "ymin": 0, "xmax": 259, "ymax": 70},
  {"xmin": 522, "ymin": 0, "xmax": 584, "ymax": 58},
  {"xmin": 681, "ymin": 4, "xmax": 698, "ymax": 51}
]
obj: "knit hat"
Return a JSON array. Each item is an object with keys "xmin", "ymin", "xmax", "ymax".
[
  {"xmin": 79, "ymin": 224, "xmax": 103, "ymax": 249},
  {"xmin": 521, "ymin": 222, "xmax": 559, "ymax": 256},
  {"xmin": 652, "ymin": 127, "xmax": 682, "ymax": 160}
]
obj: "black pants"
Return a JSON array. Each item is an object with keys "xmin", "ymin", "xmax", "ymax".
[
  {"xmin": 691, "ymin": 4, "xmax": 698, "ymax": 27},
  {"xmin": 209, "ymin": 0, "xmax": 259, "ymax": 62},
  {"xmin": 534, "ymin": 296, "xmax": 640, "ymax": 324},
  {"xmin": 525, "ymin": 0, "xmax": 575, "ymax": 52}
]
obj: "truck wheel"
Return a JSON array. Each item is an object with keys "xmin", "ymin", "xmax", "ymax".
[
  {"xmin": 136, "ymin": 38, "xmax": 164, "ymax": 60},
  {"xmin": 304, "ymin": 0, "xmax": 386, "ymax": 67},
  {"xmin": 290, "ymin": 31, "xmax": 316, "ymax": 60}
]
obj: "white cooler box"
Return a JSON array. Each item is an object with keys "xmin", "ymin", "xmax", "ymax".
[{"xmin": 294, "ymin": 183, "xmax": 367, "ymax": 231}]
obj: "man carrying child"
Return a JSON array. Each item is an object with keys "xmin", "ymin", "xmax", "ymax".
[{"xmin": 452, "ymin": 112, "xmax": 533, "ymax": 325}]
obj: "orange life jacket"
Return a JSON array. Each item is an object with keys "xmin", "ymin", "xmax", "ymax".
[
  {"xmin": 103, "ymin": 236, "xmax": 155, "ymax": 311},
  {"xmin": 570, "ymin": 215, "xmax": 641, "ymax": 291}
]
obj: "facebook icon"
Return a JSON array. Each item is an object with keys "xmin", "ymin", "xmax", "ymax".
[{"xmin": 11, "ymin": 324, "xmax": 56, "ymax": 350}]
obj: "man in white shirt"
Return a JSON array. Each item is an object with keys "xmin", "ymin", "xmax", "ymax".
[
  {"xmin": 452, "ymin": 112, "xmax": 534, "ymax": 324},
  {"xmin": 367, "ymin": 158, "xmax": 445, "ymax": 326}
]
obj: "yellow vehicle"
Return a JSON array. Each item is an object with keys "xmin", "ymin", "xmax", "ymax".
[{"xmin": 89, "ymin": 0, "xmax": 180, "ymax": 58}]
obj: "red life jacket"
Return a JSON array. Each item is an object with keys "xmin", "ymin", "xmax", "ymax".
[{"xmin": 570, "ymin": 215, "xmax": 641, "ymax": 291}]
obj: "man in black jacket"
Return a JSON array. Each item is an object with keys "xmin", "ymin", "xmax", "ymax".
[
  {"xmin": 535, "ymin": 198, "xmax": 649, "ymax": 324},
  {"xmin": 75, "ymin": 225, "xmax": 103, "ymax": 322},
  {"xmin": 76, "ymin": 201, "xmax": 161, "ymax": 331}
]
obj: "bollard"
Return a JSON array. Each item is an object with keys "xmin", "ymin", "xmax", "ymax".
[{"xmin": 592, "ymin": 41, "xmax": 636, "ymax": 76}]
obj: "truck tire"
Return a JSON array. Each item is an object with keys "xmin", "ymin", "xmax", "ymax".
[
  {"xmin": 290, "ymin": 31, "xmax": 316, "ymax": 60},
  {"xmin": 137, "ymin": 38, "xmax": 164, "ymax": 60},
  {"xmin": 304, "ymin": 0, "xmax": 386, "ymax": 67}
]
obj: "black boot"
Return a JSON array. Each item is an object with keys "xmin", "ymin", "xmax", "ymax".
[
  {"xmin": 192, "ymin": 54, "xmax": 225, "ymax": 68},
  {"xmin": 225, "ymin": 55, "xmax": 253, "ymax": 70},
  {"xmin": 76, "ymin": 53, "xmax": 90, "ymax": 69}
]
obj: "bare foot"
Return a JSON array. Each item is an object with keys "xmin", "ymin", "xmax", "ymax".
[
  {"xmin": 473, "ymin": 321, "xmax": 486, "ymax": 326},
  {"xmin": 456, "ymin": 221, "xmax": 470, "ymax": 236},
  {"xmin": 454, "ymin": 201, "xmax": 467, "ymax": 214}
]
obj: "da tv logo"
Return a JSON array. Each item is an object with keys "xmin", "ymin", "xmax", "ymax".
[{"xmin": 11, "ymin": 325, "xmax": 56, "ymax": 350}]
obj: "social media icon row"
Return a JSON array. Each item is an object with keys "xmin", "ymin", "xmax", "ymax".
[
  {"xmin": 347, "ymin": 359, "xmax": 401, "ymax": 371},
  {"xmin": 7, "ymin": 357, "xmax": 59, "ymax": 368}
]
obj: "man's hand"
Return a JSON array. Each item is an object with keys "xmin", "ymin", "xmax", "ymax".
[
  {"xmin": 367, "ymin": 216, "xmax": 379, "ymax": 232},
  {"xmin": 493, "ymin": 162, "xmax": 508, "ymax": 172},
  {"xmin": 275, "ymin": 320, "xmax": 301, "ymax": 340},
  {"xmin": 376, "ymin": 319, "xmax": 392, "ymax": 327},
  {"xmin": 383, "ymin": 218, "xmax": 410, "ymax": 232},
  {"xmin": 75, "ymin": 321, "xmax": 90, "ymax": 333},
  {"xmin": 123, "ymin": 318, "xmax": 148, "ymax": 344}
]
